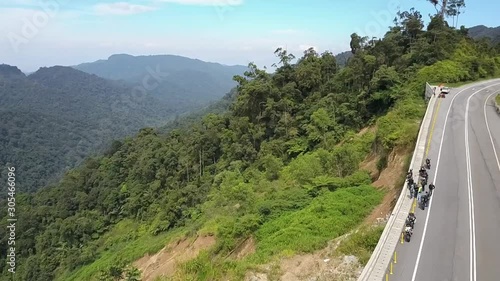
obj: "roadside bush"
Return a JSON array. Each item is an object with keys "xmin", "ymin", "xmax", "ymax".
[{"xmin": 337, "ymin": 225, "xmax": 385, "ymax": 266}]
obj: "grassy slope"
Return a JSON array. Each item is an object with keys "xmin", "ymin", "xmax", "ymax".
[
  {"xmin": 168, "ymin": 186, "xmax": 384, "ymax": 281},
  {"xmin": 60, "ymin": 221, "xmax": 187, "ymax": 281}
]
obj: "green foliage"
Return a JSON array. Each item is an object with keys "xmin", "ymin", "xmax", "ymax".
[
  {"xmin": 94, "ymin": 264, "xmax": 142, "ymax": 281},
  {"xmin": 496, "ymin": 94, "xmax": 500, "ymax": 105},
  {"xmin": 0, "ymin": 66, "xmax": 235, "ymax": 193},
  {"xmin": 417, "ymin": 60, "xmax": 469, "ymax": 83},
  {"xmin": 337, "ymin": 225, "xmax": 385, "ymax": 265},
  {"xmin": 250, "ymin": 186, "xmax": 383, "ymax": 263},
  {"xmin": 376, "ymin": 96, "xmax": 425, "ymax": 150},
  {"xmin": 62, "ymin": 221, "xmax": 184, "ymax": 281},
  {"xmin": 177, "ymin": 251, "xmax": 246, "ymax": 281}
]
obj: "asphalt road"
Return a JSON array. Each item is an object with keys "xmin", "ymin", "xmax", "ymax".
[{"xmin": 391, "ymin": 79, "xmax": 500, "ymax": 281}]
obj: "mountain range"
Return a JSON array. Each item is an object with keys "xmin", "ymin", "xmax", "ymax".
[
  {"xmin": 73, "ymin": 54, "xmax": 248, "ymax": 110},
  {"xmin": 0, "ymin": 55, "xmax": 246, "ymax": 192},
  {"xmin": 468, "ymin": 25, "xmax": 500, "ymax": 44}
]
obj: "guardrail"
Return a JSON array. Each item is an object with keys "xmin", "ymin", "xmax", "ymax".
[
  {"xmin": 358, "ymin": 85, "xmax": 439, "ymax": 281},
  {"xmin": 424, "ymin": 82, "xmax": 434, "ymax": 101}
]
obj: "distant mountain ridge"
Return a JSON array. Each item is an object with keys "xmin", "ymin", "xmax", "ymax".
[
  {"xmin": 0, "ymin": 64, "xmax": 201, "ymax": 192},
  {"xmin": 335, "ymin": 51, "xmax": 352, "ymax": 67},
  {"xmin": 73, "ymin": 54, "xmax": 248, "ymax": 109},
  {"xmin": 0, "ymin": 64, "xmax": 25, "ymax": 79},
  {"xmin": 468, "ymin": 25, "xmax": 500, "ymax": 44}
]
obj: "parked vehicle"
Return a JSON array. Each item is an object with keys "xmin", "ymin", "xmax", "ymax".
[{"xmin": 441, "ymin": 87, "xmax": 451, "ymax": 94}]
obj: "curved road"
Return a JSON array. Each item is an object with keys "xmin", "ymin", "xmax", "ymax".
[{"xmin": 392, "ymin": 79, "xmax": 500, "ymax": 281}]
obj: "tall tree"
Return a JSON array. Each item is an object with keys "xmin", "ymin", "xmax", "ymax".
[
  {"xmin": 395, "ymin": 8, "xmax": 424, "ymax": 48},
  {"xmin": 427, "ymin": 0, "xmax": 448, "ymax": 18},
  {"xmin": 350, "ymin": 33, "xmax": 368, "ymax": 55},
  {"xmin": 428, "ymin": 0, "xmax": 465, "ymax": 24},
  {"xmin": 447, "ymin": 0, "xmax": 466, "ymax": 27}
]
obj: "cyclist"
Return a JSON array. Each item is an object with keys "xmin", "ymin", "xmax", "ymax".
[{"xmin": 429, "ymin": 182, "xmax": 435, "ymax": 196}]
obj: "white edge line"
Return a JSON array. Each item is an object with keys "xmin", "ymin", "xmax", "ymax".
[
  {"xmin": 465, "ymin": 94, "xmax": 474, "ymax": 281},
  {"xmin": 484, "ymin": 93, "xmax": 500, "ymax": 171},
  {"xmin": 410, "ymin": 81, "xmax": 500, "ymax": 281}
]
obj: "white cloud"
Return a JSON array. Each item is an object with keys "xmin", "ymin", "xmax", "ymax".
[
  {"xmin": 156, "ymin": 0, "xmax": 243, "ymax": 6},
  {"xmin": 93, "ymin": 2, "xmax": 157, "ymax": 16}
]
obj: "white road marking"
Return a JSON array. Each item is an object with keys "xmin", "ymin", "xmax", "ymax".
[
  {"xmin": 410, "ymin": 81, "xmax": 500, "ymax": 281},
  {"xmin": 463, "ymin": 89, "xmax": 500, "ymax": 281},
  {"xmin": 484, "ymin": 92, "xmax": 500, "ymax": 172},
  {"xmin": 465, "ymin": 93, "xmax": 477, "ymax": 281}
]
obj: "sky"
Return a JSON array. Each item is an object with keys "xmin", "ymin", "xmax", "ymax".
[{"xmin": 0, "ymin": 0, "xmax": 498, "ymax": 73}]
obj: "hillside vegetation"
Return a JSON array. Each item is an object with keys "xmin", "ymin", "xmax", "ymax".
[
  {"xmin": 468, "ymin": 25, "xmax": 500, "ymax": 44},
  {"xmin": 1, "ymin": 10, "xmax": 500, "ymax": 281},
  {"xmin": 0, "ymin": 63, "xmax": 241, "ymax": 193},
  {"xmin": 334, "ymin": 51, "xmax": 353, "ymax": 67}
]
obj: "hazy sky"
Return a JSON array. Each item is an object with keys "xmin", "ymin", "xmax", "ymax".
[{"xmin": 0, "ymin": 0, "xmax": 498, "ymax": 72}]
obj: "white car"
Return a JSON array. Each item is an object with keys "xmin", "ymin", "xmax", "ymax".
[{"xmin": 441, "ymin": 87, "xmax": 451, "ymax": 94}]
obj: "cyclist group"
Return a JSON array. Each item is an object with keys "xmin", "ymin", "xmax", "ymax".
[{"xmin": 404, "ymin": 158, "xmax": 436, "ymax": 242}]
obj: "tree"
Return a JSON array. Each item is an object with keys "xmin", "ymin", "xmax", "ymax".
[
  {"xmin": 319, "ymin": 51, "xmax": 338, "ymax": 83},
  {"xmin": 427, "ymin": 0, "xmax": 466, "ymax": 24},
  {"xmin": 396, "ymin": 8, "xmax": 424, "ymax": 43},
  {"xmin": 426, "ymin": 0, "xmax": 448, "ymax": 18},
  {"xmin": 272, "ymin": 47, "xmax": 296, "ymax": 67},
  {"xmin": 295, "ymin": 48, "xmax": 322, "ymax": 94},
  {"xmin": 306, "ymin": 108, "xmax": 334, "ymax": 144},
  {"xmin": 350, "ymin": 33, "xmax": 368, "ymax": 55},
  {"xmin": 446, "ymin": 0, "xmax": 466, "ymax": 27}
]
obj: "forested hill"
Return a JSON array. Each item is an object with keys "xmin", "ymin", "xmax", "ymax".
[
  {"xmin": 0, "ymin": 65, "xmax": 179, "ymax": 192},
  {"xmin": 1, "ymin": 12, "xmax": 500, "ymax": 281},
  {"xmin": 334, "ymin": 50, "xmax": 353, "ymax": 67},
  {"xmin": 0, "ymin": 64, "xmax": 25, "ymax": 79},
  {"xmin": 468, "ymin": 25, "xmax": 500, "ymax": 44},
  {"xmin": 73, "ymin": 54, "xmax": 248, "ymax": 110}
]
